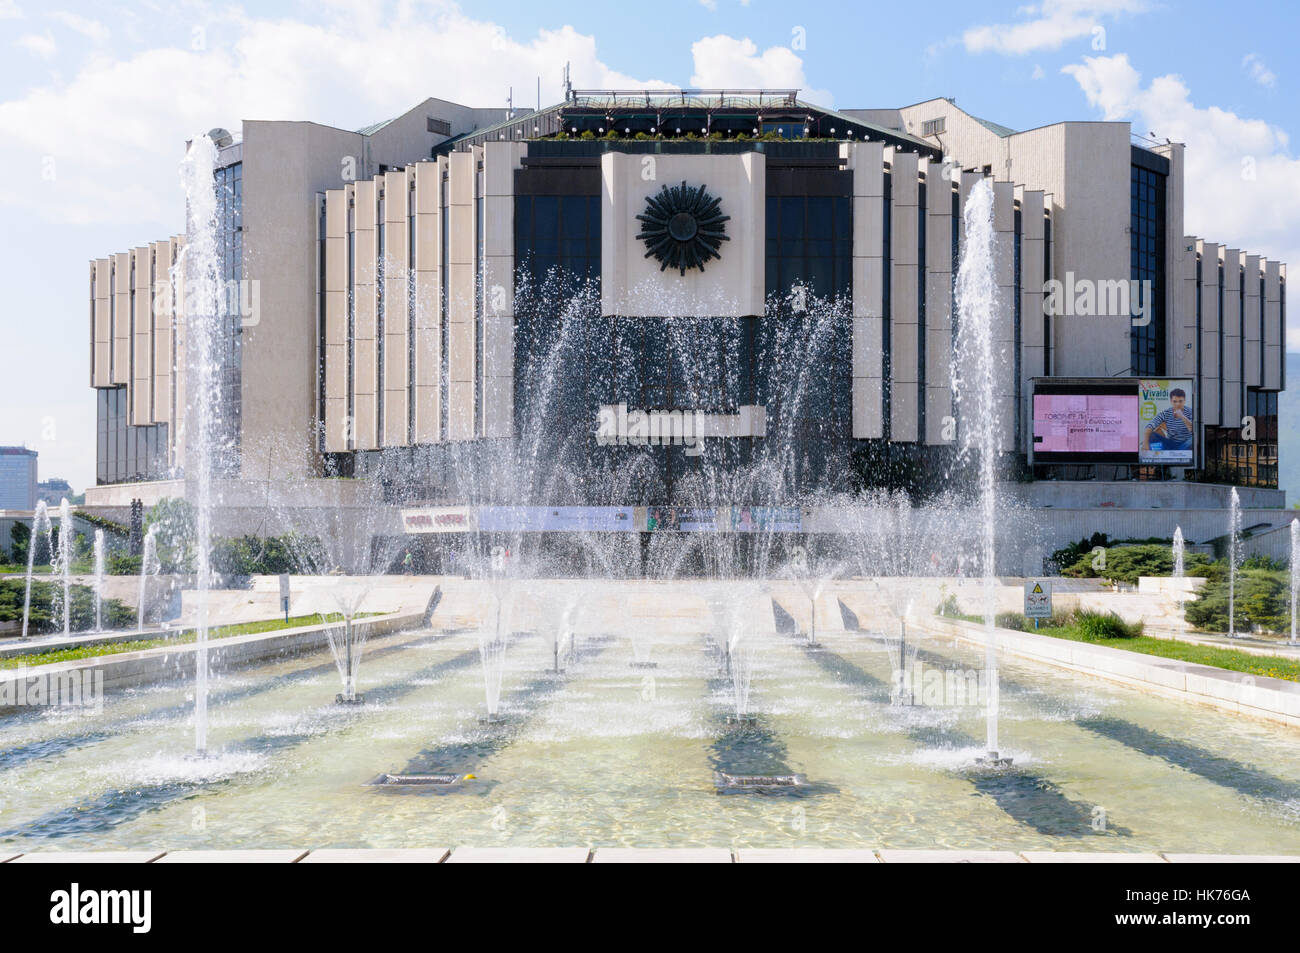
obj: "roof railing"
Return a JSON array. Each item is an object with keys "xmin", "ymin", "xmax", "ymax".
[{"xmin": 566, "ymin": 89, "xmax": 800, "ymax": 109}]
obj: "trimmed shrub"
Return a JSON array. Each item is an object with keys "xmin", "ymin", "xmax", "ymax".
[
  {"xmin": 1074, "ymin": 609, "xmax": 1142, "ymax": 640},
  {"xmin": 0, "ymin": 578, "xmax": 135, "ymax": 633}
]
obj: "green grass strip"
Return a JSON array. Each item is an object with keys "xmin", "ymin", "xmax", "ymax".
[
  {"xmin": 0, "ymin": 613, "xmax": 377, "ymax": 670},
  {"xmin": 936, "ymin": 610, "xmax": 1300, "ymax": 683}
]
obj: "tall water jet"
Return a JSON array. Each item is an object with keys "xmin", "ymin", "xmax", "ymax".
[
  {"xmin": 136, "ymin": 526, "xmax": 158, "ymax": 634},
  {"xmin": 713, "ymin": 585, "xmax": 759, "ymax": 725},
  {"xmin": 478, "ymin": 615, "xmax": 509, "ymax": 723},
  {"xmin": 92, "ymin": 530, "xmax": 105, "ymax": 633},
  {"xmin": 953, "ymin": 178, "xmax": 1009, "ymax": 766},
  {"xmin": 1290, "ymin": 520, "xmax": 1299, "ymax": 645},
  {"xmin": 1171, "ymin": 526, "xmax": 1185, "ymax": 623},
  {"xmin": 327, "ymin": 582, "xmax": 372, "ymax": 704},
  {"xmin": 20, "ymin": 500, "xmax": 51, "ymax": 640},
  {"xmin": 1228, "ymin": 488, "xmax": 1241, "ymax": 639},
  {"xmin": 55, "ymin": 498, "xmax": 73, "ymax": 636},
  {"xmin": 474, "ymin": 544, "xmax": 516, "ymax": 723},
  {"xmin": 180, "ymin": 132, "xmax": 225, "ymax": 755},
  {"xmin": 727, "ymin": 627, "xmax": 755, "ymax": 724}
]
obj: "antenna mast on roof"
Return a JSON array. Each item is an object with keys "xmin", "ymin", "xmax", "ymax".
[
  {"xmin": 507, "ymin": 86, "xmax": 513, "ymax": 118},
  {"xmin": 563, "ymin": 62, "xmax": 572, "ymax": 102}
]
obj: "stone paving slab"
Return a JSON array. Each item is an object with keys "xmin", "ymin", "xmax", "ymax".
[
  {"xmin": 5, "ymin": 847, "xmax": 1297, "ymax": 862},
  {"xmin": 10, "ymin": 851, "xmax": 166, "ymax": 863},
  {"xmin": 154, "ymin": 850, "xmax": 308, "ymax": 863},
  {"xmin": 1162, "ymin": 853, "xmax": 1300, "ymax": 863},
  {"xmin": 1020, "ymin": 852, "xmax": 1167, "ymax": 863},
  {"xmin": 592, "ymin": 848, "xmax": 733, "ymax": 863},
  {"xmin": 299, "ymin": 849, "xmax": 450, "ymax": 863},
  {"xmin": 444, "ymin": 847, "xmax": 590, "ymax": 863},
  {"xmin": 878, "ymin": 850, "xmax": 1025, "ymax": 863},
  {"xmin": 737, "ymin": 849, "xmax": 880, "ymax": 863}
]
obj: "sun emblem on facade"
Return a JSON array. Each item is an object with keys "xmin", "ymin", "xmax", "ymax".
[{"xmin": 635, "ymin": 181, "xmax": 730, "ymax": 275}]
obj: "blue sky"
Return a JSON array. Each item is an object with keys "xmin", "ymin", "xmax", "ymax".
[{"xmin": 1, "ymin": 0, "xmax": 1297, "ymax": 491}]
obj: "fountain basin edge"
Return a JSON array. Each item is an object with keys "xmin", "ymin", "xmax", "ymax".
[{"xmin": 0, "ymin": 610, "xmax": 425, "ymax": 714}]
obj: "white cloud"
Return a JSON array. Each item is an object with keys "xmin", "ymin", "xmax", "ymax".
[
  {"xmin": 962, "ymin": 0, "xmax": 1148, "ymax": 56},
  {"xmin": 1031, "ymin": 64, "xmax": 1045, "ymax": 80},
  {"xmin": 0, "ymin": 2, "xmax": 686, "ymax": 226},
  {"xmin": 0, "ymin": 4, "xmax": 826, "ymax": 228},
  {"xmin": 1063, "ymin": 54, "xmax": 1298, "ymax": 322},
  {"xmin": 700, "ymin": 0, "xmax": 718, "ymax": 9},
  {"xmin": 48, "ymin": 10, "xmax": 109, "ymax": 44},
  {"xmin": 0, "ymin": 0, "xmax": 21, "ymax": 19},
  {"xmin": 689, "ymin": 35, "xmax": 830, "ymax": 104},
  {"xmin": 1242, "ymin": 53, "xmax": 1277, "ymax": 89},
  {"xmin": 16, "ymin": 31, "xmax": 56, "ymax": 58}
]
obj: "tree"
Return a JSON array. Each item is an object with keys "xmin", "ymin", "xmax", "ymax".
[{"xmin": 9, "ymin": 521, "xmax": 30, "ymax": 565}]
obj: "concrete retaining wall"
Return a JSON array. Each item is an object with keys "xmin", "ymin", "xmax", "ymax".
[
  {"xmin": 0, "ymin": 610, "xmax": 424, "ymax": 713},
  {"xmin": 924, "ymin": 615, "xmax": 1300, "ymax": 729}
]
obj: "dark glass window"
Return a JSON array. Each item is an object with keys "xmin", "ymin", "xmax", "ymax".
[
  {"xmin": 764, "ymin": 194, "xmax": 851, "ymax": 301},
  {"xmin": 95, "ymin": 386, "xmax": 168, "ymax": 485},
  {"xmin": 513, "ymin": 191, "xmax": 601, "ymax": 432},
  {"xmin": 1130, "ymin": 163, "xmax": 1166, "ymax": 375}
]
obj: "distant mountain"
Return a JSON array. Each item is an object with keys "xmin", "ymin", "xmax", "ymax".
[{"xmin": 1279, "ymin": 352, "xmax": 1300, "ymax": 506}]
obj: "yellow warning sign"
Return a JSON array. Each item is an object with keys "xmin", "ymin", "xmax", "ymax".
[{"xmin": 1024, "ymin": 579, "xmax": 1053, "ymax": 618}]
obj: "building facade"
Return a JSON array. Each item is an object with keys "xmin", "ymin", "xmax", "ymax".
[
  {"xmin": 85, "ymin": 91, "xmax": 1287, "ymax": 510},
  {"xmin": 0, "ymin": 447, "xmax": 38, "ymax": 511}
]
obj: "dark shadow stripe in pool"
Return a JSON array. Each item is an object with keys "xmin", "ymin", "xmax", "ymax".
[
  {"xmin": 373, "ymin": 634, "xmax": 616, "ymax": 794},
  {"xmin": 910, "ymin": 640, "xmax": 1300, "ymax": 807},
  {"xmin": 794, "ymin": 636, "xmax": 1126, "ymax": 837},
  {"xmin": 1075, "ymin": 715, "xmax": 1300, "ymax": 804},
  {"xmin": 0, "ymin": 630, "xmax": 444, "ymax": 773},
  {"xmin": 705, "ymin": 642, "xmax": 836, "ymax": 797},
  {"xmin": 0, "ymin": 644, "xmax": 481, "ymax": 842}
]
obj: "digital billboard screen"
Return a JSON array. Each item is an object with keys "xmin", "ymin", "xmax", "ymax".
[{"xmin": 1031, "ymin": 379, "xmax": 1194, "ymax": 465}]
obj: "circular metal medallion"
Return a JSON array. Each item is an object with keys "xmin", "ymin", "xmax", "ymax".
[{"xmin": 635, "ymin": 181, "xmax": 730, "ymax": 275}]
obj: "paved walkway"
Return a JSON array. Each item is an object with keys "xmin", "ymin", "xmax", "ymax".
[{"xmin": 4, "ymin": 848, "xmax": 1297, "ymax": 863}]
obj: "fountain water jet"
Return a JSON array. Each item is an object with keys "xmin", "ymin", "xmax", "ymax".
[
  {"xmin": 1172, "ymin": 526, "xmax": 1186, "ymax": 624},
  {"xmin": 180, "ymin": 132, "xmax": 226, "ymax": 756},
  {"xmin": 953, "ymin": 178, "xmax": 1010, "ymax": 767},
  {"xmin": 19, "ymin": 500, "xmax": 51, "ymax": 641},
  {"xmin": 1290, "ymin": 520, "xmax": 1299, "ymax": 645},
  {"xmin": 478, "ymin": 602, "xmax": 509, "ymax": 724},
  {"xmin": 137, "ymin": 526, "xmax": 158, "ymax": 634},
  {"xmin": 54, "ymin": 498, "xmax": 73, "ymax": 637},
  {"xmin": 92, "ymin": 530, "xmax": 105, "ymax": 633},
  {"xmin": 327, "ymin": 582, "xmax": 372, "ymax": 704},
  {"xmin": 1228, "ymin": 488, "xmax": 1241, "ymax": 639}
]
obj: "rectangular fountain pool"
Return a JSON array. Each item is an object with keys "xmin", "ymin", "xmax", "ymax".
[{"xmin": 2, "ymin": 615, "xmax": 1299, "ymax": 855}]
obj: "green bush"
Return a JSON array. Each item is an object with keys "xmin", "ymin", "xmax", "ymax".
[
  {"xmin": 995, "ymin": 611, "xmax": 1031, "ymax": 631},
  {"xmin": 1050, "ymin": 532, "xmax": 1110, "ymax": 572},
  {"xmin": 1184, "ymin": 567, "xmax": 1288, "ymax": 634},
  {"xmin": 209, "ymin": 534, "xmax": 326, "ymax": 577},
  {"xmin": 1074, "ymin": 608, "xmax": 1142, "ymax": 640},
  {"xmin": 0, "ymin": 578, "xmax": 135, "ymax": 633},
  {"xmin": 1062, "ymin": 543, "xmax": 1213, "ymax": 585},
  {"xmin": 108, "ymin": 553, "xmax": 142, "ymax": 576}
]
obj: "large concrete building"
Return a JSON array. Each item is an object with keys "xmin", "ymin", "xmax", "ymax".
[{"xmin": 83, "ymin": 90, "xmax": 1288, "ymax": 565}]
